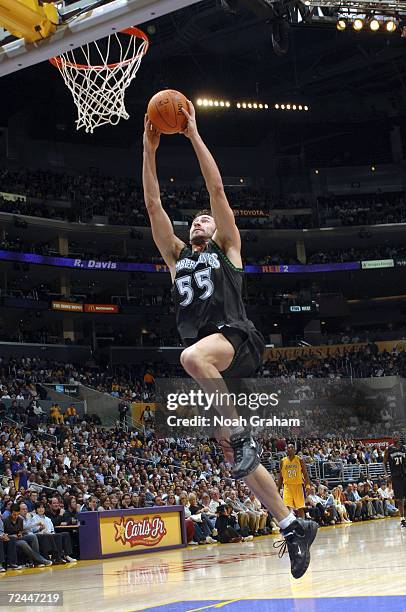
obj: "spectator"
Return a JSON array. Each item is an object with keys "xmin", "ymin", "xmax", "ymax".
[
  {"xmin": 50, "ymin": 404, "xmax": 64, "ymax": 424},
  {"xmin": 0, "ymin": 515, "xmax": 22, "ymax": 570},
  {"xmin": 3, "ymin": 504, "xmax": 51, "ymax": 567},
  {"xmin": 215, "ymin": 504, "xmax": 253, "ymax": 544},
  {"xmin": 64, "ymin": 404, "xmax": 78, "ymax": 425}
]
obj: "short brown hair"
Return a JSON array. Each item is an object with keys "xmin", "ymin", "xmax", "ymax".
[{"xmin": 193, "ymin": 209, "xmax": 213, "ymax": 220}]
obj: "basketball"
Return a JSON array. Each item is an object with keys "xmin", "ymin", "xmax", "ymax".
[{"xmin": 147, "ymin": 89, "xmax": 188, "ymax": 134}]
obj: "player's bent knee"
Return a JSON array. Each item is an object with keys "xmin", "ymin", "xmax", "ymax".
[{"xmin": 180, "ymin": 346, "xmax": 205, "ymax": 375}]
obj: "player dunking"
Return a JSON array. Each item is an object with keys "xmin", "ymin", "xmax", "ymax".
[
  {"xmin": 142, "ymin": 101, "xmax": 318, "ymax": 578},
  {"xmin": 384, "ymin": 436, "xmax": 406, "ymax": 528}
]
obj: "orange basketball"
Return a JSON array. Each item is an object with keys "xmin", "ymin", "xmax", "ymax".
[{"xmin": 147, "ymin": 89, "xmax": 188, "ymax": 134}]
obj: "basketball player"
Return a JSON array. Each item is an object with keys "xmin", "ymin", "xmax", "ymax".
[
  {"xmin": 277, "ymin": 444, "xmax": 311, "ymax": 519},
  {"xmin": 142, "ymin": 101, "xmax": 318, "ymax": 578},
  {"xmin": 384, "ymin": 436, "xmax": 406, "ymax": 528}
]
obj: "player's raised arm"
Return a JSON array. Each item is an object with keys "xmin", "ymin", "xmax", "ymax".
[
  {"xmin": 180, "ymin": 101, "xmax": 241, "ymax": 259},
  {"xmin": 142, "ymin": 115, "xmax": 184, "ymax": 275}
]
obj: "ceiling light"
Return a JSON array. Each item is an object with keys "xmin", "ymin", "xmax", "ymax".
[
  {"xmin": 370, "ymin": 19, "xmax": 380, "ymax": 31},
  {"xmin": 304, "ymin": 105, "xmax": 309, "ymax": 111},
  {"xmin": 237, "ymin": 103, "xmax": 241, "ymax": 108},
  {"xmin": 225, "ymin": 101, "xmax": 230, "ymax": 107},
  {"xmin": 293, "ymin": 104, "xmax": 297, "ymax": 110},
  {"xmin": 281, "ymin": 104, "xmax": 285, "ymax": 109},
  {"xmin": 197, "ymin": 99, "xmax": 203, "ymax": 106},
  {"xmin": 208, "ymin": 100, "xmax": 213, "ymax": 106},
  {"xmin": 353, "ymin": 18, "xmax": 364, "ymax": 31},
  {"xmin": 242, "ymin": 103, "xmax": 247, "ymax": 108},
  {"xmin": 386, "ymin": 20, "xmax": 397, "ymax": 32},
  {"xmin": 253, "ymin": 103, "xmax": 258, "ymax": 108},
  {"xmin": 286, "ymin": 104, "xmax": 291, "ymax": 110},
  {"xmin": 264, "ymin": 104, "xmax": 268, "ymax": 109},
  {"xmin": 214, "ymin": 100, "xmax": 219, "ymax": 106},
  {"xmin": 259, "ymin": 103, "xmax": 263, "ymax": 109},
  {"xmin": 298, "ymin": 105, "xmax": 303, "ymax": 110},
  {"xmin": 248, "ymin": 103, "xmax": 252, "ymax": 108},
  {"xmin": 275, "ymin": 104, "xmax": 279, "ymax": 109},
  {"xmin": 337, "ymin": 19, "xmax": 346, "ymax": 31},
  {"xmin": 202, "ymin": 99, "xmax": 208, "ymax": 106},
  {"xmin": 220, "ymin": 101, "xmax": 225, "ymax": 107},
  {"xmin": 371, "ymin": 166, "xmax": 376, "ymax": 171}
]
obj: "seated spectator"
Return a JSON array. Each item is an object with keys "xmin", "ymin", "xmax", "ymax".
[
  {"xmin": 65, "ymin": 404, "xmax": 78, "ymax": 425},
  {"xmin": 376, "ymin": 481, "xmax": 398, "ymax": 516},
  {"xmin": 243, "ymin": 492, "xmax": 269, "ymax": 535},
  {"xmin": 332, "ymin": 487, "xmax": 351, "ymax": 522},
  {"xmin": 215, "ymin": 504, "xmax": 253, "ymax": 544},
  {"xmin": 179, "ymin": 491, "xmax": 216, "ymax": 545},
  {"xmin": 50, "ymin": 404, "xmax": 64, "ymax": 424},
  {"xmin": 24, "ymin": 490, "xmax": 39, "ymax": 513},
  {"xmin": 45, "ymin": 497, "xmax": 76, "ymax": 562},
  {"xmin": 187, "ymin": 492, "xmax": 216, "ymax": 543},
  {"xmin": 305, "ymin": 485, "xmax": 336, "ymax": 526},
  {"xmin": 62, "ymin": 496, "xmax": 78, "ymax": 525},
  {"xmin": 344, "ymin": 484, "xmax": 362, "ymax": 521},
  {"xmin": 225, "ymin": 490, "xmax": 254, "ymax": 534},
  {"xmin": 32, "ymin": 502, "xmax": 76, "ymax": 564},
  {"xmin": 346, "ymin": 483, "xmax": 363, "ymax": 520},
  {"xmin": 4, "ymin": 504, "xmax": 51, "ymax": 567},
  {"xmin": 0, "ymin": 515, "xmax": 22, "ymax": 571},
  {"xmin": 19, "ymin": 501, "xmax": 56, "ymax": 563}
]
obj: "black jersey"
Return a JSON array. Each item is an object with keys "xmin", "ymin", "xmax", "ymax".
[
  {"xmin": 387, "ymin": 444, "xmax": 406, "ymax": 478},
  {"xmin": 173, "ymin": 239, "xmax": 255, "ymax": 345}
]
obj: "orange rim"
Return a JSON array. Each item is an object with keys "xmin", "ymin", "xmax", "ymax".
[{"xmin": 49, "ymin": 27, "xmax": 149, "ymax": 71}]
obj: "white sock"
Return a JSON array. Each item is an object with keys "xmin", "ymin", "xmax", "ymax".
[{"xmin": 279, "ymin": 513, "xmax": 296, "ymax": 531}]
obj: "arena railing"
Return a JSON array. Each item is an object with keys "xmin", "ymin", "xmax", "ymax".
[{"xmin": 268, "ymin": 455, "xmax": 389, "ymax": 484}]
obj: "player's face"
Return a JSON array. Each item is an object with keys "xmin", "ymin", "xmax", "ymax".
[{"xmin": 190, "ymin": 215, "xmax": 216, "ymax": 245}]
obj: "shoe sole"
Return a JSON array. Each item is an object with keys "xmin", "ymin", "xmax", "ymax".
[
  {"xmin": 292, "ymin": 521, "xmax": 319, "ymax": 580},
  {"xmin": 232, "ymin": 441, "xmax": 262, "ymax": 480}
]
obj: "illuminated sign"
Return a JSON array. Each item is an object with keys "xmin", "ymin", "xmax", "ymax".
[
  {"xmin": 52, "ymin": 301, "xmax": 83, "ymax": 312},
  {"xmin": 84, "ymin": 304, "xmax": 118, "ymax": 313},
  {"xmin": 361, "ymin": 259, "xmax": 394, "ymax": 269}
]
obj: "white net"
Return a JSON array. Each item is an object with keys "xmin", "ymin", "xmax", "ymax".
[{"xmin": 51, "ymin": 28, "xmax": 149, "ymax": 134}]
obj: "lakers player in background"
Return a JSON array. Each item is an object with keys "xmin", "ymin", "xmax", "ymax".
[
  {"xmin": 142, "ymin": 101, "xmax": 318, "ymax": 578},
  {"xmin": 277, "ymin": 444, "xmax": 311, "ymax": 518}
]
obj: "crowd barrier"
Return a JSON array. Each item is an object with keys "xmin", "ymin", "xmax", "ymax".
[{"xmin": 268, "ymin": 454, "xmax": 390, "ymax": 484}]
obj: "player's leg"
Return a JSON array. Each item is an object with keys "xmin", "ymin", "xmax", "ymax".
[
  {"xmin": 180, "ymin": 332, "xmax": 318, "ymax": 578},
  {"xmin": 180, "ymin": 333, "xmax": 261, "ymax": 476},
  {"xmin": 392, "ymin": 478, "xmax": 406, "ymax": 526},
  {"xmin": 295, "ymin": 487, "xmax": 306, "ymax": 520}
]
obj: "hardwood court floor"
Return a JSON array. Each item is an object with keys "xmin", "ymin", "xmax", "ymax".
[{"xmin": 1, "ymin": 519, "xmax": 405, "ymax": 611}]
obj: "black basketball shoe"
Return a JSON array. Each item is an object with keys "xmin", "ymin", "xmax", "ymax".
[
  {"xmin": 274, "ymin": 518, "xmax": 319, "ymax": 579},
  {"xmin": 229, "ymin": 431, "xmax": 261, "ymax": 479}
]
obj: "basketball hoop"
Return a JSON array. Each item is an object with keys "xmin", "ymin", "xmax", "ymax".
[{"xmin": 50, "ymin": 27, "xmax": 149, "ymax": 134}]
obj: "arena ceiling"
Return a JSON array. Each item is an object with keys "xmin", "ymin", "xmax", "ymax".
[{"xmin": 1, "ymin": 0, "xmax": 406, "ymax": 146}]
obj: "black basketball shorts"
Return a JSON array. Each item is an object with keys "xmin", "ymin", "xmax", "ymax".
[
  {"xmin": 392, "ymin": 476, "xmax": 406, "ymax": 500},
  {"xmin": 219, "ymin": 325, "xmax": 265, "ymax": 379}
]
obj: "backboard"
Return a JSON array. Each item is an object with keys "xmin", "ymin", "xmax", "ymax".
[{"xmin": 0, "ymin": 0, "xmax": 201, "ymax": 78}]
